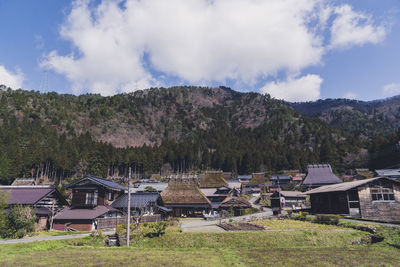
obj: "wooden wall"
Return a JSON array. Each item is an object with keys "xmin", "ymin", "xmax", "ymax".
[{"xmin": 358, "ymin": 184, "xmax": 400, "ymax": 221}]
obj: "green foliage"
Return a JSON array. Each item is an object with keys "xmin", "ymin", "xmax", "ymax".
[
  {"xmin": 143, "ymin": 186, "xmax": 157, "ymax": 192},
  {"xmin": 4, "ymin": 204, "xmax": 37, "ymax": 238},
  {"xmin": 0, "ymin": 191, "xmax": 7, "ymax": 237}
]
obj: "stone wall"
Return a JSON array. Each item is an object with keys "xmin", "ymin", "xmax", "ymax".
[{"xmin": 358, "ymin": 183, "xmax": 400, "ymax": 221}]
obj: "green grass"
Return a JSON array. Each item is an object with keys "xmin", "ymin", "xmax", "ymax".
[{"xmin": 0, "ymin": 220, "xmax": 399, "ymax": 266}]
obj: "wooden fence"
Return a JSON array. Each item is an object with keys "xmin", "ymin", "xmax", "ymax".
[{"xmin": 97, "ymin": 215, "xmax": 162, "ymax": 230}]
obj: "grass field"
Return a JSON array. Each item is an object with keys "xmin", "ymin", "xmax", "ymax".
[{"xmin": 0, "ymin": 219, "xmax": 399, "ymax": 266}]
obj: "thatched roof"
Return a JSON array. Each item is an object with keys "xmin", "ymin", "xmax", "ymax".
[
  {"xmin": 161, "ymin": 176, "xmax": 211, "ymax": 205},
  {"xmin": 199, "ymin": 171, "xmax": 228, "ymax": 188},
  {"xmin": 248, "ymin": 173, "xmax": 267, "ymax": 185},
  {"xmin": 219, "ymin": 195, "xmax": 251, "ymax": 208}
]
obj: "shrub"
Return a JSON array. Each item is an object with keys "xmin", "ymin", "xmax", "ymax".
[
  {"xmin": 5, "ymin": 204, "xmax": 37, "ymax": 238},
  {"xmin": 314, "ymin": 214, "xmax": 341, "ymax": 225}
]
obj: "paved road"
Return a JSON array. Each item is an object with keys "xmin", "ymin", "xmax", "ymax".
[
  {"xmin": 0, "ymin": 231, "xmax": 115, "ymax": 244},
  {"xmin": 180, "ymin": 209, "xmax": 273, "ymax": 232},
  {"xmin": 342, "ymin": 218, "xmax": 400, "ymax": 228},
  {"xmin": 249, "ymin": 195, "xmax": 261, "ymax": 209}
]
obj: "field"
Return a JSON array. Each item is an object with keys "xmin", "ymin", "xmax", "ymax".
[{"xmin": 1, "ymin": 220, "xmax": 400, "ymax": 266}]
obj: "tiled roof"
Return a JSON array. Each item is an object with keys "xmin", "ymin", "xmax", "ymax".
[
  {"xmin": 111, "ymin": 192, "xmax": 160, "ymax": 209},
  {"xmin": 66, "ymin": 175, "xmax": 126, "ymax": 191},
  {"xmin": 0, "ymin": 186, "xmax": 55, "ymax": 205},
  {"xmin": 54, "ymin": 205, "xmax": 119, "ymax": 220},
  {"xmin": 375, "ymin": 169, "xmax": 400, "ymax": 177},
  {"xmin": 272, "ymin": 190, "xmax": 306, "ymax": 198},
  {"xmin": 303, "ymin": 164, "xmax": 342, "ymax": 186}
]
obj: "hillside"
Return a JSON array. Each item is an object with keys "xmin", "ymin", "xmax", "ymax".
[
  {"xmin": 0, "ymin": 85, "xmax": 397, "ymax": 184},
  {"xmin": 290, "ymin": 96, "xmax": 400, "ymax": 138}
]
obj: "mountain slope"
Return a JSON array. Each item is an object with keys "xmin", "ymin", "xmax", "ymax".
[{"xmin": 290, "ymin": 96, "xmax": 400, "ymax": 138}]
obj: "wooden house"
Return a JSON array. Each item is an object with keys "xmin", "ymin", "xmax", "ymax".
[
  {"xmin": 269, "ymin": 174, "xmax": 292, "ymax": 192},
  {"xmin": 270, "ymin": 190, "xmax": 307, "ymax": 210},
  {"xmin": 199, "ymin": 171, "xmax": 228, "ymax": 188},
  {"xmin": 53, "ymin": 175, "xmax": 125, "ymax": 231},
  {"xmin": 218, "ymin": 190, "xmax": 252, "ymax": 216},
  {"xmin": 111, "ymin": 191, "xmax": 170, "ymax": 218},
  {"xmin": 161, "ymin": 175, "xmax": 211, "ymax": 217},
  {"xmin": 305, "ymin": 177, "xmax": 400, "ymax": 222},
  {"xmin": 0, "ymin": 186, "xmax": 68, "ymax": 229},
  {"xmin": 302, "ymin": 164, "xmax": 342, "ymax": 189}
]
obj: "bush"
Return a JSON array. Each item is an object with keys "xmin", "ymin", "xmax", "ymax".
[
  {"xmin": 4, "ymin": 204, "xmax": 37, "ymax": 238},
  {"xmin": 314, "ymin": 214, "xmax": 341, "ymax": 225},
  {"xmin": 292, "ymin": 211, "xmax": 309, "ymax": 221}
]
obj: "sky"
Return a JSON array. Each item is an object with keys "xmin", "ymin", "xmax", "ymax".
[{"xmin": 0, "ymin": 0, "xmax": 400, "ymax": 102}]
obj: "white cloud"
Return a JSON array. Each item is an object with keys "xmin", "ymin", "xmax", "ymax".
[
  {"xmin": 329, "ymin": 5, "xmax": 386, "ymax": 49},
  {"xmin": 0, "ymin": 65, "xmax": 24, "ymax": 89},
  {"xmin": 383, "ymin": 83, "xmax": 400, "ymax": 97},
  {"xmin": 343, "ymin": 92, "xmax": 357, "ymax": 99},
  {"xmin": 40, "ymin": 0, "xmax": 387, "ymax": 98},
  {"xmin": 261, "ymin": 74, "xmax": 323, "ymax": 102}
]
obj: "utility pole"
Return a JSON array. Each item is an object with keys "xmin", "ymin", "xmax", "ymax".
[{"xmin": 126, "ymin": 166, "xmax": 131, "ymax": 247}]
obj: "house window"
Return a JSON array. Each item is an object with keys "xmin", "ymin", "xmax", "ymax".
[
  {"xmin": 108, "ymin": 192, "xmax": 114, "ymax": 201},
  {"xmin": 370, "ymin": 182, "xmax": 395, "ymax": 201},
  {"xmin": 85, "ymin": 191, "xmax": 98, "ymax": 205}
]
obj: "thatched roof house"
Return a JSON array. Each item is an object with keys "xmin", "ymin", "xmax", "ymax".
[
  {"xmin": 161, "ymin": 175, "xmax": 211, "ymax": 217},
  {"xmin": 199, "ymin": 171, "xmax": 228, "ymax": 188},
  {"xmin": 248, "ymin": 173, "xmax": 267, "ymax": 185},
  {"xmin": 302, "ymin": 164, "xmax": 342, "ymax": 188}
]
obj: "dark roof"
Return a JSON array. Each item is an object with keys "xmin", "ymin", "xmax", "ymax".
[
  {"xmin": 66, "ymin": 175, "xmax": 126, "ymax": 191},
  {"xmin": 219, "ymin": 195, "xmax": 251, "ymax": 208},
  {"xmin": 271, "ymin": 191, "xmax": 306, "ymax": 198},
  {"xmin": 54, "ymin": 205, "xmax": 120, "ymax": 220},
  {"xmin": 111, "ymin": 192, "xmax": 160, "ymax": 209},
  {"xmin": 303, "ymin": 164, "xmax": 342, "ymax": 186},
  {"xmin": 0, "ymin": 186, "xmax": 60, "ymax": 205},
  {"xmin": 270, "ymin": 174, "xmax": 291, "ymax": 180},
  {"xmin": 304, "ymin": 177, "xmax": 399, "ymax": 195}
]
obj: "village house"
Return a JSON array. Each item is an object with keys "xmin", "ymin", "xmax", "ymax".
[
  {"xmin": 218, "ymin": 189, "xmax": 252, "ymax": 216},
  {"xmin": 269, "ymin": 174, "xmax": 292, "ymax": 192},
  {"xmin": 305, "ymin": 177, "xmax": 400, "ymax": 222},
  {"xmin": 199, "ymin": 171, "xmax": 228, "ymax": 188},
  {"xmin": 302, "ymin": 164, "xmax": 342, "ymax": 189},
  {"xmin": 53, "ymin": 175, "xmax": 126, "ymax": 231},
  {"xmin": 111, "ymin": 191, "xmax": 170, "ymax": 219},
  {"xmin": 161, "ymin": 175, "xmax": 211, "ymax": 217},
  {"xmin": 246, "ymin": 173, "xmax": 268, "ymax": 194},
  {"xmin": 0, "ymin": 185, "xmax": 68, "ymax": 229},
  {"xmin": 270, "ymin": 190, "xmax": 307, "ymax": 211}
]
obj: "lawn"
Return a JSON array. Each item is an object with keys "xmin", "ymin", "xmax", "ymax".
[
  {"xmin": 252, "ymin": 219, "xmax": 350, "ymax": 230},
  {"xmin": 0, "ymin": 219, "xmax": 399, "ymax": 266}
]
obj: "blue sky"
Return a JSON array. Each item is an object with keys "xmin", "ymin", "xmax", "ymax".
[{"xmin": 0, "ymin": 0, "xmax": 399, "ymax": 102}]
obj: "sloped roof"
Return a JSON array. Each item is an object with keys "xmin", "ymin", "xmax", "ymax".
[
  {"xmin": 375, "ymin": 169, "xmax": 400, "ymax": 177},
  {"xmin": 199, "ymin": 171, "xmax": 228, "ymax": 188},
  {"xmin": 303, "ymin": 177, "xmax": 399, "ymax": 195},
  {"xmin": 270, "ymin": 174, "xmax": 291, "ymax": 181},
  {"xmin": 161, "ymin": 177, "xmax": 211, "ymax": 205},
  {"xmin": 54, "ymin": 205, "xmax": 120, "ymax": 220},
  {"xmin": 248, "ymin": 173, "xmax": 267, "ymax": 185},
  {"xmin": 303, "ymin": 164, "xmax": 342, "ymax": 186},
  {"xmin": 66, "ymin": 175, "xmax": 126, "ymax": 191},
  {"xmin": 132, "ymin": 182, "xmax": 168, "ymax": 192},
  {"xmin": 271, "ymin": 190, "xmax": 306, "ymax": 198},
  {"xmin": 219, "ymin": 195, "xmax": 251, "ymax": 208},
  {"xmin": 111, "ymin": 192, "xmax": 160, "ymax": 209},
  {"xmin": 0, "ymin": 186, "xmax": 66, "ymax": 205}
]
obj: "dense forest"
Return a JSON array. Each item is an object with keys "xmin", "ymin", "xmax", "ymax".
[{"xmin": 0, "ymin": 85, "xmax": 399, "ymax": 185}]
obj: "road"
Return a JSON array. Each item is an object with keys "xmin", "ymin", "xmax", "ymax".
[
  {"xmin": 180, "ymin": 209, "xmax": 273, "ymax": 232},
  {"xmin": 0, "ymin": 231, "xmax": 115, "ymax": 244}
]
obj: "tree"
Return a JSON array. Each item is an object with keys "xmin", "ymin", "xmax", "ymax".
[{"xmin": 6, "ymin": 204, "xmax": 37, "ymax": 238}]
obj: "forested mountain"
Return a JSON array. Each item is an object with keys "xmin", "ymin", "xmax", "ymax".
[
  {"xmin": 0, "ymin": 85, "xmax": 398, "ymax": 185},
  {"xmin": 290, "ymin": 96, "xmax": 400, "ymax": 138}
]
